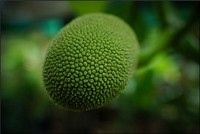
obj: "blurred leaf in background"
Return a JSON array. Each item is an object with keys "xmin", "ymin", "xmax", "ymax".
[{"xmin": 69, "ymin": 1, "xmax": 108, "ymax": 15}]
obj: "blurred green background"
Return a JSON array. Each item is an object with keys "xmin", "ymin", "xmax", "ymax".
[{"xmin": 1, "ymin": 1, "xmax": 199, "ymax": 133}]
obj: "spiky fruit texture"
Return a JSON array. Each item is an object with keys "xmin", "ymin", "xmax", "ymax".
[{"xmin": 43, "ymin": 13, "xmax": 139, "ymax": 111}]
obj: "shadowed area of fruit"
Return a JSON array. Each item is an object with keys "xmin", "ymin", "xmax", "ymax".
[{"xmin": 1, "ymin": 1, "xmax": 199, "ymax": 133}]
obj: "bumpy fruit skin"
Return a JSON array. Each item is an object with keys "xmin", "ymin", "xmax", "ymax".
[{"xmin": 43, "ymin": 13, "xmax": 139, "ymax": 111}]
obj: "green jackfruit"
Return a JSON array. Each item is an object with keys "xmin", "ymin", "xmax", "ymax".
[{"xmin": 43, "ymin": 13, "xmax": 139, "ymax": 111}]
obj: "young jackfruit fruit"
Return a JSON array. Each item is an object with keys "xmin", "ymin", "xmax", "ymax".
[{"xmin": 43, "ymin": 13, "xmax": 139, "ymax": 111}]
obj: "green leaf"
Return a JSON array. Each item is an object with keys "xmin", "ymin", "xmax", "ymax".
[{"xmin": 69, "ymin": 1, "xmax": 108, "ymax": 15}]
